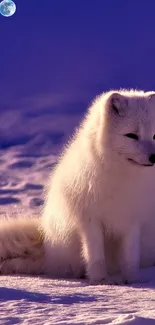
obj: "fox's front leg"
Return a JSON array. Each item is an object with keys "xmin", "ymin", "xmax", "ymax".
[
  {"xmin": 81, "ymin": 218, "xmax": 114, "ymax": 285},
  {"xmin": 120, "ymin": 225, "xmax": 141, "ymax": 284}
]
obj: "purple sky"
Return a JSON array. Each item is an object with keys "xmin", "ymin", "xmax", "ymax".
[{"xmin": 1, "ymin": 0, "xmax": 155, "ymax": 110}]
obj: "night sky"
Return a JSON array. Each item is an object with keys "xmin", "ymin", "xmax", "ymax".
[{"xmin": 1, "ymin": 0, "xmax": 155, "ymax": 111}]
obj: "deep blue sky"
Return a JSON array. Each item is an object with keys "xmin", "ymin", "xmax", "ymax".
[{"xmin": 1, "ymin": 0, "xmax": 155, "ymax": 110}]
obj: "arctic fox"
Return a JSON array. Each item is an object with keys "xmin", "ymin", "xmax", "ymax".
[{"xmin": 1, "ymin": 89, "xmax": 155, "ymax": 285}]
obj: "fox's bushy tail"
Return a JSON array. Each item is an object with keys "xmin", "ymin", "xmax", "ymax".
[{"xmin": 0, "ymin": 217, "xmax": 45, "ymax": 274}]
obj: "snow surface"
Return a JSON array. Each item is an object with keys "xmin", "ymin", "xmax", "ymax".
[
  {"xmin": 0, "ymin": 97, "xmax": 155, "ymax": 324},
  {"xmin": 0, "ymin": 270, "xmax": 155, "ymax": 325}
]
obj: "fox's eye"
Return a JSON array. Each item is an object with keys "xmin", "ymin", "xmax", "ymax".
[
  {"xmin": 153, "ymin": 135, "xmax": 155, "ymax": 140},
  {"xmin": 124, "ymin": 133, "xmax": 139, "ymax": 140}
]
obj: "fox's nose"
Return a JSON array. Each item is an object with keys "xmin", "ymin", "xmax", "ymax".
[{"xmin": 149, "ymin": 154, "xmax": 155, "ymax": 164}]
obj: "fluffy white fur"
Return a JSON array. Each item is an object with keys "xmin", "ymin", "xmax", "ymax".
[
  {"xmin": 1, "ymin": 89, "xmax": 155, "ymax": 285},
  {"xmin": 0, "ymin": 217, "xmax": 44, "ymax": 274}
]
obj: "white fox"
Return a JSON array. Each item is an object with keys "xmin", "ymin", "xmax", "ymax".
[{"xmin": 1, "ymin": 89, "xmax": 155, "ymax": 285}]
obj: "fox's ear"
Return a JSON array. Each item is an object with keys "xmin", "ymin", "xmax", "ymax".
[{"xmin": 108, "ymin": 92, "xmax": 127, "ymax": 116}]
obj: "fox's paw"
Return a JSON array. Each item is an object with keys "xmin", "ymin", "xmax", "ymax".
[
  {"xmin": 89, "ymin": 276, "xmax": 122, "ymax": 286},
  {"xmin": 89, "ymin": 276, "xmax": 116, "ymax": 286},
  {"xmin": 89, "ymin": 274, "xmax": 124, "ymax": 286},
  {"xmin": 87, "ymin": 260, "xmax": 125, "ymax": 285}
]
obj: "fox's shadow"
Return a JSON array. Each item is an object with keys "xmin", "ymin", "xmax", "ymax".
[{"xmin": 0, "ymin": 286, "xmax": 96, "ymax": 304}]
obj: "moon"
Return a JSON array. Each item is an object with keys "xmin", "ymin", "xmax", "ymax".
[{"xmin": 0, "ymin": 0, "xmax": 16, "ymax": 17}]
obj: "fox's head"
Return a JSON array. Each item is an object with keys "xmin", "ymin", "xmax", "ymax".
[{"xmin": 96, "ymin": 89, "xmax": 155, "ymax": 167}]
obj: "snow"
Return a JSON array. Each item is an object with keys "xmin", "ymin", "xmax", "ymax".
[
  {"xmin": 0, "ymin": 98, "xmax": 155, "ymax": 324},
  {"xmin": 0, "ymin": 270, "xmax": 155, "ymax": 324}
]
